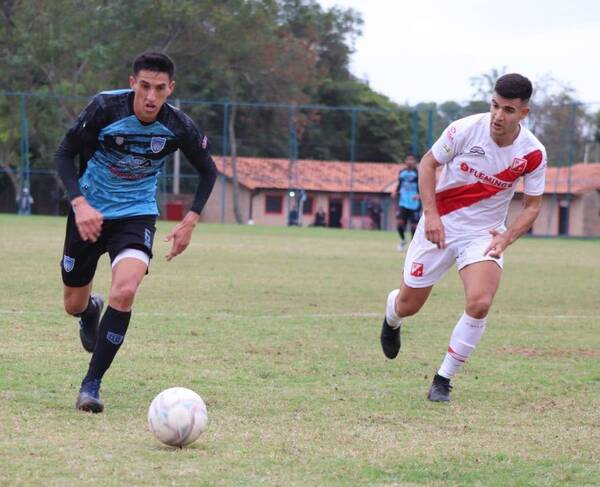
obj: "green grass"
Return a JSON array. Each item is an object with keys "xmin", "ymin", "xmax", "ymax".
[{"xmin": 0, "ymin": 214, "xmax": 599, "ymax": 486}]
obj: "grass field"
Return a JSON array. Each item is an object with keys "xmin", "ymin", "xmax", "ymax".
[{"xmin": 1, "ymin": 214, "xmax": 599, "ymax": 486}]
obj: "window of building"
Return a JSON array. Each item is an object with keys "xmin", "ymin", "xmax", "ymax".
[
  {"xmin": 351, "ymin": 197, "xmax": 368, "ymax": 216},
  {"xmin": 265, "ymin": 194, "xmax": 283, "ymax": 214},
  {"xmin": 302, "ymin": 197, "xmax": 314, "ymax": 215}
]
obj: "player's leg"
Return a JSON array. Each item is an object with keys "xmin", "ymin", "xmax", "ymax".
[
  {"xmin": 428, "ymin": 246, "xmax": 503, "ymax": 402},
  {"xmin": 76, "ymin": 251, "xmax": 149, "ymax": 413},
  {"xmin": 408, "ymin": 211, "xmax": 419, "ymax": 241},
  {"xmin": 396, "ymin": 213, "xmax": 407, "ymax": 250},
  {"xmin": 381, "ymin": 281, "xmax": 433, "ymax": 358},
  {"xmin": 76, "ymin": 216, "xmax": 156, "ymax": 413},
  {"xmin": 381, "ymin": 223, "xmax": 456, "ymax": 358},
  {"xmin": 61, "ymin": 210, "xmax": 105, "ymax": 353}
]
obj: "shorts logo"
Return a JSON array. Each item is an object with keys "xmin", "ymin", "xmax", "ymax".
[
  {"xmin": 150, "ymin": 137, "xmax": 167, "ymax": 153},
  {"xmin": 411, "ymin": 262, "xmax": 424, "ymax": 277},
  {"xmin": 63, "ymin": 255, "xmax": 75, "ymax": 272},
  {"xmin": 106, "ymin": 332, "xmax": 124, "ymax": 345},
  {"xmin": 510, "ymin": 157, "xmax": 527, "ymax": 174},
  {"xmin": 144, "ymin": 228, "xmax": 153, "ymax": 248}
]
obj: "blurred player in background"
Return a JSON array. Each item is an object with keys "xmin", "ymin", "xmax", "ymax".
[
  {"xmin": 380, "ymin": 74, "xmax": 547, "ymax": 402},
  {"xmin": 393, "ymin": 153, "xmax": 420, "ymax": 250},
  {"xmin": 55, "ymin": 51, "xmax": 217, "ymax": 413}
]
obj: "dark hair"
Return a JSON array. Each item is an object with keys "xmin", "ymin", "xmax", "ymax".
[
  {"xmin": 494, "ymin": 73, "xmax": 532, "ymax": 102},
  {"xmin": 132, "ymin": 51, "xmax": 175, "ymax": 79}
]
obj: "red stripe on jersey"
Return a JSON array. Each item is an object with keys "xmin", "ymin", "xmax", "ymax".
[{"xmin": 436, "ymin": 149, "xmax": 544, "ymax": 216}]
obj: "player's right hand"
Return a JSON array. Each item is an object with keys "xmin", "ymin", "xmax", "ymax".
[
  {"xmin": 72, "ymin": 197, "xmax": 103, "ymax": 242},
  {"xmin": 424, "ymin": 213, "xmax": 447, "ymax": 249}
]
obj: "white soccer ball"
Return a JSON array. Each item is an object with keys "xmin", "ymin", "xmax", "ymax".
[{"xmin": 148, "ymin": 387, "xmax": 208, "ymax": 447}]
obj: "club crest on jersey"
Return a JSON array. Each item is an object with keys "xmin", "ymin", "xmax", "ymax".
[
  {"xmin": 115, "ymin": 136, "xmax": 124, "ymax": 146},
  {"xmin": 410, "ymin": 262, "xmax": 424, "ymax": 277},
  {"xmin": 150, "ymin": 137, "xmax": 167, "ymax": 153},
  {"xmin": 510, "ymin": 157, "xmax": 527, "ymax": 174},
  {"xmin": 63, "ymin": 255, "xmax": 75, "ymax": 272}
]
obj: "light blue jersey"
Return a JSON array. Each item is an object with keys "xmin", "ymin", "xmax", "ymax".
[
  {"xmin": 55, "ymin": 90, "xmax": 217, "ymax": 219},
  {"xmin": 397, "ymin": 168, "xmax": 420, "ymax": 211}
]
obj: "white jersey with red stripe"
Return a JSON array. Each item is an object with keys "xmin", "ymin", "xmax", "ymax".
[{"xmin": 430, "ymin": 112, "xmax": 547, "ymax": 236}]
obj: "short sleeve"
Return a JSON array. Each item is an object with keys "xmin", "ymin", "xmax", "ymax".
[
  {"xmin": 431, "ymin": 120, "xmax": 466, "ymax": 164},
  {"xmin": 522, "ymin": 148, "xmax": 547, "ymax": 195}
]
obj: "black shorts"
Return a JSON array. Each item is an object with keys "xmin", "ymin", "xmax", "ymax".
[
  {"xmin": 61, "ymin": 211, "xmax": 157, "ymax": 287},
  {"xmin": 396, "ymin": 207, "xmax": 420, "ymax": 224}
]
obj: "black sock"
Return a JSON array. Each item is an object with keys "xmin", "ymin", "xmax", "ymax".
[
  {"xmin": 84, "ymin": 306, "xmax": 131, "ymax": 382},
  {"xmin": 397, "ymin": 225, "xmax": 405, "ymax": 240},
  {"xmin": 76, "ymin": 296, "xmax": 98, "ymax": 322}
]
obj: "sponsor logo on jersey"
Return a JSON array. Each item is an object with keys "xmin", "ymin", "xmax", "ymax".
[
  {"xmin": 510, "ymin": 157, "xmax": 527, "ymax": 174},
  {"xmin": 458, "ymin": 162, "xmax": 512, "ymax": 189},
  {"xmin": 63, "ymin": 255, "xmax": 75, "ymax": 272},
  {"xmin": 411, "ymin": 262, "xmax": 424, "ymax": 277},
  {"xmin": 468, "ymin": 146, "xmax": 485, "ymax": 156},
  {"xmin": 201, "ymin": 135, "xmax": 208, "ymax": 150},
  {"xmin": 150, "ymin": 136, "xmax": 167, "ymax": 153},
  {"xmin": 446, "ymin": 126, "xmax": 456, "ymax": 142},
  {"xmin": 106, "ymin": 331, "xmax": 124, "ymax": 345},
  {"xmin": 442, "ymin": 143, "xmax": 452, "ymax": 153}
]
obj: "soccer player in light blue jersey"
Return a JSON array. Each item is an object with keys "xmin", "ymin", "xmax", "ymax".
[
  {"xmin": 393, "ymin": 154, "xmax": 421, "ymax": 251},
  {"xmin": 55, "ymin": 52, "xmax": 217, "ymax": 412}
]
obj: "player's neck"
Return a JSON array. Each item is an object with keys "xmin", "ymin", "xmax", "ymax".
[{"xmin": 491, "ymin": 125, "xmax": 521, "ymax": 147}]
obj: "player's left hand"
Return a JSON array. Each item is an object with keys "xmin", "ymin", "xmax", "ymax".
[
  {"xmin": 484, "ymin": 229, "xmax": 510, "ymax": 258},
  {"xmin": 164, "ymin": 212, "xmax": 200, "ymax": 261}
]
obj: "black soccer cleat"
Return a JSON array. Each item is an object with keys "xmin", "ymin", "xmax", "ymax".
[
  {"xmin": 427, "ymin": 373, "xmax": 453, "ymax": 402},
  {"xmin": 79, "ymin": 294, "xmax": 104, "ymax": 353},
  {"xmin": 76, "ymin": 378, "xmax": 104, "ymax": 413},
  {"xmin": 380, "ymin": 317, "xmax": 401, "ymax": 359}
]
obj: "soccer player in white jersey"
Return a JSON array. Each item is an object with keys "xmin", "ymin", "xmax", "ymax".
[{"xmin": 379, "ymin": 73, "xmax": 547, "ymax": 402}]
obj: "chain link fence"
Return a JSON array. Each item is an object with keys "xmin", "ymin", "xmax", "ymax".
[{"xmin": 1, "ymin": 91, "xmax": 598, "ymax": 235}]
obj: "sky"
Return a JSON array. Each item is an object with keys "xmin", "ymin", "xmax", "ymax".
[{"xmin": 318, "ymin": 0, "xmax": 600, "ymax": 106}]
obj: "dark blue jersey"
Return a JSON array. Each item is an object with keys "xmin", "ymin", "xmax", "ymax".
[
  {"xmin": 396, "ymin": 168, "xmax": 420, "ymax": 211},
  {"xmin": 55, "ymin": 90, "xmax": 217, "ymax": 219}
]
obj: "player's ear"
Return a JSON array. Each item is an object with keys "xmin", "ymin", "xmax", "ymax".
[
  {"xmin": 168, "ymin": 80, "xmax": 176, "ymax": 95},
  {"xmin": 520, "ymin": 106, "xmax": 530, "ymax": 120},
  {"xmin": 129, "ymin": 75, "xmax": 136, "ymax": 89}
]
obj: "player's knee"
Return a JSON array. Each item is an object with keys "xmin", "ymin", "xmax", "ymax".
[
  {"xmin": 64, "ymin": 295, "xmax": 87, "ymax": 316},
  {"xmin": 110, "ymin": 281, "xmax": 139, "ymax": 309},
  {"xmin": 466, "ymin": 296, "xmax": 493, "ymax": 318},
  {"xmin": 395, "ymin": 293, "xmax": 423, "ymax": 317}
]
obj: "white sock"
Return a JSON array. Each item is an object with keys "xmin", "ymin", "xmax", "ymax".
[
  {"xmin": 385, "ymin": 289, "xmax": 402, "ymax": 329},
  {"xmin": 438, "ymin": 312, "xmax": 487, "ymax": 379}
]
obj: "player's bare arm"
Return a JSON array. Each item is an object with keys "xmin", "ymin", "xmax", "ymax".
[
  {"xmin": 164, "ymin": 210, "xmax": 201, "ymax": 261},
  {"xmin": 419, "ymin": 150, "xmax": 446, "ymax": 249},
  {"xmin": 484, "ymin": 194, "xmax": 542, "ymax": 258},
  {"xmin": 71, "ymin": 196, "xmax": 103, "ymax": 242}
]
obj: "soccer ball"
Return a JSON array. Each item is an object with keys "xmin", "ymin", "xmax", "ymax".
[{"xmin": 148, "ymin": 387, "xmax": 208, "ymax": 447}]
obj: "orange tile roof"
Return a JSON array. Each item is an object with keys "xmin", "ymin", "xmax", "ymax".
[
  {"xmin": 217, "ymin": 157, "xmax": 402, "ymax": 193},
  {"xmin": 217, "ymin": 157, "xmax": 600, "ymax": 195}
]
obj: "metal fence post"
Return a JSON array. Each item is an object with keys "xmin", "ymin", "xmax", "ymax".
[
  {"xmin": 348, "ymin": 108, "xmax": 357, "ymax": 230},
  {"xmin": 18, "ymin": 94, "xmax": 31, "ymax": 215},
  {"xmin": 411, "ymin": 109, "xmax": 419, "ymax": 156},
  {"xmin": 220, "ymin": 102, "xmax": 229, "ymax": 224}
]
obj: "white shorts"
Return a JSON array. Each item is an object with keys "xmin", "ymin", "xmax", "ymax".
[{"xmin": 403, "ymin": 221, "xmax": 504, "ymax": 288}]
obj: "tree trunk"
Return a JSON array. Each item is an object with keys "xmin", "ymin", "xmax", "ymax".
[{"xmin": 228, "ymin": 103, "xmax": 244, "ymax": 224}]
